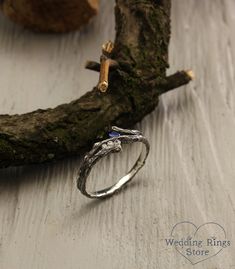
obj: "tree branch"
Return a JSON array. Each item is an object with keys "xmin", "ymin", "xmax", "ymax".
[
  {"xmin": 85, "ymin": 60, "xmax": 119, "ymax": 72},
  {"xmin": 0, "ymin": 0, "xmax": 192, "ymax": 169},
  {"xmin": 158, "ymin": 70, "xmax": 194, "ymax": 94}
]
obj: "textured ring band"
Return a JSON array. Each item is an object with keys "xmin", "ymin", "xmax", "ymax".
[{"xmin": 77, "ymin": 126, "xmax": 150, "ymax": 199}]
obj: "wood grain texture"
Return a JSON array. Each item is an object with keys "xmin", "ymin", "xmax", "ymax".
[{"xmin": 0, "ymin": 0, "xmax": 235, "ymax": 268}]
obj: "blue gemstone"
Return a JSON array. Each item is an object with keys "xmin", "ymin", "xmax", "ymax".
[{"xmin": 108, "ymin": 131, "xmax": 120, "ymax": 138}]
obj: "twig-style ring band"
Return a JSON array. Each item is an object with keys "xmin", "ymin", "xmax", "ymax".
[{"xmin": 77, "ymin": 126, "xmax": 150, "ymax": 199}]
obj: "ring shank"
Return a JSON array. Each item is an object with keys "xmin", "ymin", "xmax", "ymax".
[{"xmin": 77, "ymin": 135, "xmax": 150, "ymax": 199}]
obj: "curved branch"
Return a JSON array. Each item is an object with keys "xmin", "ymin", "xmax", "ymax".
[{"xmin": 0, "ymin": 0, "xmax": 192, "ymax": 169}]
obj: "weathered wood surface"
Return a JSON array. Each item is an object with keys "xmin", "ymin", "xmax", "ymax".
[{"xmin": 0, "ymin": 0, "xmax": 235, "ymax": 268}]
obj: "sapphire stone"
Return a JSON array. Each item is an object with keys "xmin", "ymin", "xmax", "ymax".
[{"xmin": 108, "ymin": 131, "xmax": 120, "ymax": 138}]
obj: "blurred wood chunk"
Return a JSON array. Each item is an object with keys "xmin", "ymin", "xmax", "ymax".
[{"xmin": 0, "ymin": 0, "xmax": 99, "ymax": 33}]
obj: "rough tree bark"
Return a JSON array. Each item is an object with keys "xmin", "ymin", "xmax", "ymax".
[{"xmin": 0, "ymin": 0, "xmax": 192, "ymax": 169}]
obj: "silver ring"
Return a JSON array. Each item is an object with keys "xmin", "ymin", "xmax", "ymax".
[{"xmin": 77, "ymin": 126, "xmax": 150, "ymax": 199}]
